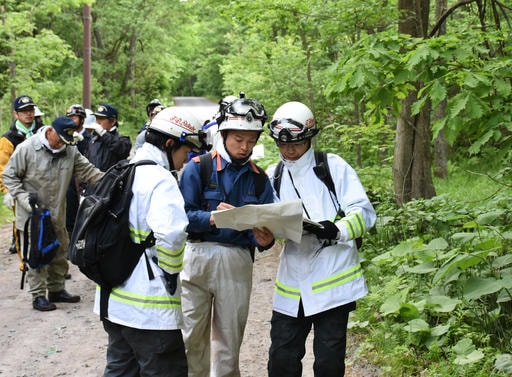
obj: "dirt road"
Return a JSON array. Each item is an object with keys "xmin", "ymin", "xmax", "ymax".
[{"xmin": 0, "ymin": 223, "xmax": 379, "ymax": 377}]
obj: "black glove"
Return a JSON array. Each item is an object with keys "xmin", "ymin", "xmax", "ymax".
[
  {"xmin": 311, "ymin": 220, "xmax": 339, "ymax": 240},
  {"xmin": 163, "ymin": 272, "xmax": 179, "ymax": 295},
  {"xmin": 28, "ymin": 192, "xmax": 38, "ymax": 208}
]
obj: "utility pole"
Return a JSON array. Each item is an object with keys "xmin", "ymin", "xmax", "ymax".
[{"xmin": 82, "ymin": 4, "xmax": 92, "ymax": 109}]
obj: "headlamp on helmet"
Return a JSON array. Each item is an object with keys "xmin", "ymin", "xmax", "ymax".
[{"xmin": 269, "ymin": 101, "xmax": 318, "ymax": 142}]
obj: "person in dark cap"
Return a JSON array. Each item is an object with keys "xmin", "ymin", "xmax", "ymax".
[
  {"xmin": 65, "ymin": 104, "xmax": 92, "ymax": 238},
  {"xmin": 3, "ymin": 116, "xmax": 104, "ymax": 311},
  {"xmin": 0, "ymin": 95, "xmax": 44, "ymax": 255},
  {"xmin": 84, "ymin": 103, "xmax": 131, "ymax": 172}
]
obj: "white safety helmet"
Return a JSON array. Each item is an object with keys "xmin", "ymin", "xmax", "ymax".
[
  {"xmin": 218, "ymin": 95, "xmax": 237, "ymax": 111},
  {"xmin": 34, "ymin": 106, "xmax": 44, "ymax": 117},
  {"xmin": 269, "ymin": 101, "xmax": 318, "ymax": 142},
  {"xmin": 217, "ymin": 94, "xmax": 267, "ymax": 133},
  {"xmin": 148, "ymin": 107, "xmax": 207, "ymax": 153}
]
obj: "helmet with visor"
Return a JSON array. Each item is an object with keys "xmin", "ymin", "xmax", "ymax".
[
  {"xmin": 218, "ymin": 93, "xmax": 267, "ymax": 133},
  {"xmin": 269, "ymin": 101, "xmax": 318, "ymax": 142}
]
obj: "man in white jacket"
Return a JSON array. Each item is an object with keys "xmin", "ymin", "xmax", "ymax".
[
  {"xmin": 266, "ymin": 102, "xmax": 377, "ymax": 377},
  {"xmin": 94, "ymin": 107, "xmax": 207, "ymax": 377}
]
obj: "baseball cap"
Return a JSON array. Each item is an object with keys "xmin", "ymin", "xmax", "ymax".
[
  {"xmin": 52, "ymin": 116, "xmax": 78, "ymax": 145},
  {"xmin": 13, "ymin": 95, "xmax": 36, "ymax": 111},
  {"xmin": 94, "ymin": 103, "xmax": 118, "ymax": 119}
]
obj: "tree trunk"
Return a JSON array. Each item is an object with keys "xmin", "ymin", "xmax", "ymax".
[
  {"xmin": 122, "ymin": 31, "xmax": 137, "ymax": 105},
  {"xmin": 394, "ymin": 0, "xmax": 436, "ymax": 204},
  {"xmin": 433, "ymin": 104, "xmax": 449, "ymax": 178},
  {"xmin": 433, "ymin": 0, "xmax": 449, "ymax": 178}
]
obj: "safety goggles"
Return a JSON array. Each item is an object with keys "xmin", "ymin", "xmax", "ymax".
[
  {"xmin": 225, "ymin": 99, "xmax": 267, "ymax": 120},
  {"xmin": 269, "ymin": 118, "xmax": 313, "ymax": 142}
]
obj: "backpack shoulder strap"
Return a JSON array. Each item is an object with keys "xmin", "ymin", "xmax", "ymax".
[
  {"xmin": 196, "ymin": 152, "xmax": 266, "ymax": 197},
  {"xmin": 272, "ymin": 161, "xmax": 284, "ymax": 199},
  {"xmin": 249, "ymin": 161, "xmax": 267, "ymax": 197},
  {"xmin": 313, "ymin": 150, "xmax": 337, "ymax": 200},
  {"xmin": 197, "ymin": 152, "xmax": 214, "ymax": 190}
]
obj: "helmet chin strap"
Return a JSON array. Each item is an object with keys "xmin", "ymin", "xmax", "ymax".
[{"xmin": 165, "ymin": 142, "xmax": 179, "ymax": 179}]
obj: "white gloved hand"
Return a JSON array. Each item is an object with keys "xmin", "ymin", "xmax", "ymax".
[
  {"xmin": 3, "ymin": 192, "xmax": 13, "ymax": 210},
  {"xmin": 85, "ymin": 123, "xmax": 106, "ymax": 136},
  {"xmin": 73, "ymin": 131, "xmax": 84, "ymax": 143}
]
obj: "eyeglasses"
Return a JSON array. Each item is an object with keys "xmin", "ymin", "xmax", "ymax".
[
  {"xmin": 17, "ymin": 107, "xmax": 35, "ymax": 114},
  {"xmin": 275, "ymin": 140, "xmax": 309, "ymax": 149},
  {"xmin": 225, "ymin": 99, "xmax": 267, "ymax": 120}
]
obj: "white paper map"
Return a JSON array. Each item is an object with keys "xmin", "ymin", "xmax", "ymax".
[{"xmin": 212, "ymin": 199, "xmax": 304, "ymax": 243}]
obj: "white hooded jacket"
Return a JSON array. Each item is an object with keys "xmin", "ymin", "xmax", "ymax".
[
  {"xmin": 93, "ymin": 142, "xmax": 189, "ymax": 329},
  {"xmin": 266, "ymin": 147, "xmax": 376, "ymax": 317}
]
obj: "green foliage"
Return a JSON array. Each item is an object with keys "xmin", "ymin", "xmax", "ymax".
[
  {"xmin": 356, "ymin": 161, "xmax": 512, "ymax": 375},
  {"xmin": 326, "ymin": 26, "xmax": 512, "ymax": 167}
]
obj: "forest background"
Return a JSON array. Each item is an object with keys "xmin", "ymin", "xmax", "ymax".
[{"xmin": 1, "ymin": 0, "xmax": 511, "ymax": 376}]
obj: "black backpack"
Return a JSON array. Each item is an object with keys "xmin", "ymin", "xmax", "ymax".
[
  {"xmin": 20, "ymin": 193, "xmax": 60, "ymax": 289},
  {"xmin": 273, "ymin": 150, "xmax": 363, "ymax": 249},
  {"xmin": 68, "ymin": 159, "xmax": 157, "ymax": 318}
]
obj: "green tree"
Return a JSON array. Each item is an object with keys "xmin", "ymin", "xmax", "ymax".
[
  {"xmin": 0, "ymin": 0, "xmax": 80, "ymax": 125},
  {"xmin": 326, "ymin": 0, "xmax": 512, "ymax": 204}
]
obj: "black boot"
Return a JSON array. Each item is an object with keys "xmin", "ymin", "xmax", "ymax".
[{"xmin": 9, "ymin": 236, "xmax": 16, "ymax": 254}]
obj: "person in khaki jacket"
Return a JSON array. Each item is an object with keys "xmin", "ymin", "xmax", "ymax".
[{"xmin": 3, "ymin": 116, "xmax": 103, "ymax": 311}]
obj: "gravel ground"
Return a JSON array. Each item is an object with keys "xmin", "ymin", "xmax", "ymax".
[{"xmin": 0, "ymin": 224, "xmax": 381, "ymax": 376}]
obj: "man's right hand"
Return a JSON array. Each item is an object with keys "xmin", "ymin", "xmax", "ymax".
[{"xmin": 3, "ymin": 192, "xmax": 13, "ymax": 210}]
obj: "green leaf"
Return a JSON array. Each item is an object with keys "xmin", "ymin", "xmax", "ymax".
[
  {"xmin": 403, "ymin": 262, "xmax": 437, "ymax": 274},
  {"xmin": 462, "ymin": 277, "xmax": 502, "ymax": 300},
  {"xmin": 495, "ymin": 354, "xmax": 512, "ymax": 374},
  {"xmin": 426, "ymin": 238, "xmax": 449, "ymax": 251},
  {"xmin": 451, "ymin": 231, "xmax": 477, "ymax": 243},
  {"xmin": 475, "ymin": 210, "xmax": 504, "ymax": 225},
  {"xmin": 390, "ymin": 238, "xmax": 425, "ymax": 257},
  {"xmin": 399, "ymin": 303, "xmax": 420, "ymax": 321},
  {"xmin": 380, "ymin": 294, "xmax": 402, "ymax": 316},
  {"xmin": 452, "ymin": 338, "xmax": 484, "ymax": 365},
  {"xmin": 433, "ymin": 250, "xmax": 489, "ymax": 284},
  {"xmin": 405, "ymin": 318, "xmax": 430, "ymax": 333},
  {"xmin": 431, "ymin": 323, "xmax": 450, "ymax": 337},
  {"xmin": 428, "ymin": 79, "xmax": 447, "ymax": 108},
  {"xmin": 454, "ymin": 350, "xmax": 485, "ymax": 365},
  {"xmin": 448, "ymin": 93, "xmax": 469, "ymax": 118},
  {"xmin": 426, "ymin": 295, "xmax": 460, "ymax": 313}
]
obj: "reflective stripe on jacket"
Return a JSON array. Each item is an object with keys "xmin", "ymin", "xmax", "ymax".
[{"xmin": 266, "ymin": 147, "xmax": 377, "ymax": 317}]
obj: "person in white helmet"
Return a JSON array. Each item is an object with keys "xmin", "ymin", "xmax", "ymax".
[
  {"xmin": 134, "ymin": 104, "xmax": 166, "ymax": 153},
  {"xmin": 201, "ymin": 94, "xmax": 238, "ymax": 151},
  {"xmin": 266, "ymin": 101, "xmax": 376, "ymax": 377},
  {"xmin": 179, "ymin": 93, "xmax": 275, "ymax": 377},
  {"xmin": 95, "ymin": 107, "xmax": 207, "ymax": 377},
  {"xmin": 33, "ymin": 106, "xmax": 45, "ymax": 129}
]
